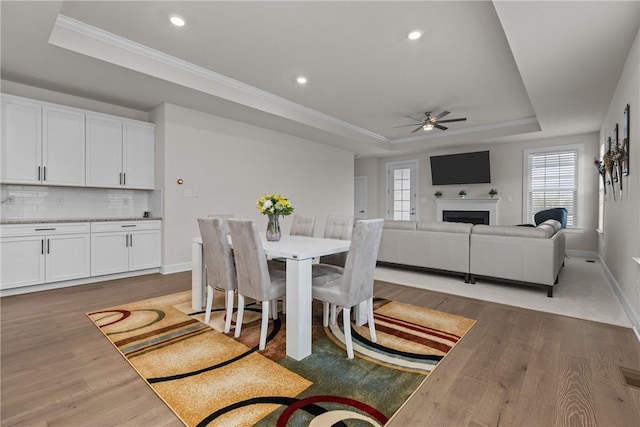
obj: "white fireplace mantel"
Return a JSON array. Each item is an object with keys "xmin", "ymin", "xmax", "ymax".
[{"xmin": 436, "ymin": 198, "xmax": 500, "ymax": 225}]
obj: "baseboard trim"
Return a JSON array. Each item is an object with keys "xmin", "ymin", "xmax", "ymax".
[
  {"xmin": 599, "ymin": 255, "xmax": 640, "ymax": 343},
  {"xmin": 0, "ymin": 268, "xmax": 161, "ymax": 297},
  {"xmin": 161, "ymin": 262, "xmax": 191, "ymax": 275},
  {"xmin": 567, "ymin": 249, "xmax": 598, "ymax": 258}
]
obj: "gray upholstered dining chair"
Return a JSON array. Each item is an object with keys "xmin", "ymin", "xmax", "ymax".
[
  {"xmin": 197, "ymin": 217, "xmax": 236, "ymax": 333},
  {"xmin": 311, "ymin": 218, "xmax": 384, "ymax": 359},
  {"xmin": 319, "ymin": 215, "xmax": 353, "ymax": 267},
  {"xmin": 289, "ymin": 214, "xmax": 316, "ymax": 237},
  {"xmin": 227, "ymin": 219, "xmax": 287, "ymax": 350}
]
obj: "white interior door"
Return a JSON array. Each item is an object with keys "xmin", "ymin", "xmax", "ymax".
[
  {"xmin": 354, "ymin": 176, "xmax": 367, "ymax": 220},
  {"xmin": 386, "ymin": 160, "xmax": 418, "ymax": 220}
]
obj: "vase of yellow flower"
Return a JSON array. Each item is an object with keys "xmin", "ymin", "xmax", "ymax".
[
  {"xmin": 256, "ymin": 194, "xmax": 294, "ymax": 241},
  {"xmin": 266, "ymin": 214, "xmax": 281, "ymax": 241}
]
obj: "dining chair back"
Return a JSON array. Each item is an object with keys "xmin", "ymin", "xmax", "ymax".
[
  {"xmin": 319, "ymin": 215, "xmax": 353, "ymax": 267},
  {"xmin": 311, "ymin": 218, "xmax": 384, "ymax": 358},
  {"xmin": 227, "ymin": 219, "xmax": 287, "ymax": 350},
  {"xmin": 289, "ymin": 214, "xmax": 316, "ymax": 237},
  {"xmin": 197, "ymin": 217, "xmax": 236, "ymax": 333}
]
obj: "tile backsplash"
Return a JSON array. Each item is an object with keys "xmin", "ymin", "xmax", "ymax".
[{"xmin": 1, "ymin": 185, "xmax": 156, "ymax": 220}]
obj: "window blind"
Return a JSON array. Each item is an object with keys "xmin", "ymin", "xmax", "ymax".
[{"xmin": 527, "ymin": 150, "xmax": 577, "ymax": 227}]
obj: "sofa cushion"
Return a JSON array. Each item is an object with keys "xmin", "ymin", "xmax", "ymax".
[
  {"xmin": 383, "ymin": 220, "xmax": 417, "ymax": 230},
  {"xmin": 538, "ymin": 219, "xmax": 562, "ymax": 234},
  {"xmin": 417, "ymin": 221, "xmax": 473, "ymax": 234},
  {"xmin": 471, "ymin": 224, "xmax": 551, "ymax": 238}
]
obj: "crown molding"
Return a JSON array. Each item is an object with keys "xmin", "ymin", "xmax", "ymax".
[
  {"xmin": 390, "ymin": 117, "xmax": 540, "ymax": 145},
  {"xmin": 50, "ymin": 14, "xmax": 388, "ymax": 144}
]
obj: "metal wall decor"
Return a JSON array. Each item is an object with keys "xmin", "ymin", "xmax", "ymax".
[
  {"xmin": 595, "ymin": 104, "xmax": 631, "ymax": 201},
  {"xmin": 622, "ymin": 103, "xmax": 630, "ymax": 176}
]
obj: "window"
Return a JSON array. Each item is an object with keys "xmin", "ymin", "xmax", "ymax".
[
  {"xmin": 524, "ymin": 145, "xmax": 581, "ymax": 228},
  {"xmin": 386, "ymin": 160, "xmax": 418, "ymax": 220}
]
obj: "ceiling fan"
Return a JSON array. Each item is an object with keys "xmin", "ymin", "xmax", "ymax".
[{"xmin": 394, "ymin": 111, "xmax": 467, "ymax": 133}]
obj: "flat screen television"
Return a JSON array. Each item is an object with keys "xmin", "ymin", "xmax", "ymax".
[{"xmin": 430, "ymin": 150, "xmax": 491, "ymax": 185}]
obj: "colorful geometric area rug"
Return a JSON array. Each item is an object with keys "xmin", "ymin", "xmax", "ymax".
[{"xmin": 87, "ymin": 291, "xmax": 475, "ymax": 426}]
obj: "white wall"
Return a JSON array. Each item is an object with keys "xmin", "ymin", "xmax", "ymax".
[
  {"xmin": 1, "ymin": 80, "xmax": 148, "ymax": 121},
  {"xmin": 599, "ymin": 28, "xmax": 640, "ymax": 329},
  {"xmin": 355, "ymin": 132, "xmax": 599, "ymax": 252},
  {"xmin": 157, "ymin": 103, "xmax": 354, "ymax": 272}
]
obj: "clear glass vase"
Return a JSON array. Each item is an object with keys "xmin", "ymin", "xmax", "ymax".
[{"xmin": 266, "ymin": 214, "xmax": 281, "ymax": 241}]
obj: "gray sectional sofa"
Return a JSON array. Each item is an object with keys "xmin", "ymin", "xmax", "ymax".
[{"xmin": 377, "ymin": 219, "xmax": 565, "ymax": 296}]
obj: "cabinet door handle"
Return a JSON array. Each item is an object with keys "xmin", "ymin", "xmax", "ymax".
[
  {"xmin": 123, "ymin": 173, "xmax": 126, "ymax": 186},
  {"xmin": 47, "ymin": 239, "xmax": 50, "ymax": 254},
  {"xmin": 125, "ymin": 234, "xmax": 129, "ymax": 247},
  {"xmin": 41, "ymin": 239, "xmax": 44, "ymax": 255},
  {"xmin": 37, "ymin": 166, "xmax": 40, "ymax": 181},
  {"xmin": 35, "ymin": 228, "xmax": 56, "ymax": 231},
  {"xmin": 129, "ymin": 234, "xmax": 133, "ymax": 247},
  {"xmin": 121, "ymin": 225, "xmax": 137, "ymax": 228},
  {"xmin": 43, "ymin": 166, "xmax": 47, "ymax": 181},
  {"xmin": 119, "ymin": 172, "xmax": 122, "ymax": 185}
]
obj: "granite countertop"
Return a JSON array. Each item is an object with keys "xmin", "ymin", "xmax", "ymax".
[{"xmin": 1, "ymin": 217, "xmax": 162, "ymax": 225}]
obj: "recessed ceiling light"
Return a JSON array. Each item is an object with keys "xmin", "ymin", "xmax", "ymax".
[
  {"xmin": 296, "ymin": 76, "xmax": 308, "ymax": 85},
  {"xmin": 407, "ymin": 30, "xmax": 423, "ymax": 41},
  {"xmin": 169, "ymin": 15, "xmax": 186, "ymax": 27}
]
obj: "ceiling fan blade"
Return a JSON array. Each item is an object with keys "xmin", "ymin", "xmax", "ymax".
[
  {"xmin": 405, "ymin": 115, "xmax": 424, "ymax": 122},
  {"xmin": 434, "ymin": 124, "xmax": 448, "ymax": 130},
  {"xmin": 393, "ymin": 123, "xmax": 423, "ymax": 128},
  {"xmin": 410, "ymin": 125, "xmax": 425, "ymax": 133},
  {"xmin": 435, "ymin": 111, "xmax": 450, "ymax": 120},
  {"xmin": 437, "ymin": 117, "xmax": 467, "ymax": 123}
]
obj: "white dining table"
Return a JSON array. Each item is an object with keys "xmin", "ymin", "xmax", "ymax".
[{"xmin": 192, "ymin": 234, "xmax": 365, "ymax": 361}]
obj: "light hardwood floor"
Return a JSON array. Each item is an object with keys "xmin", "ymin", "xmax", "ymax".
[{"xmin": 2, "ymin": 271, "xmax": 639, "ymax": 426}]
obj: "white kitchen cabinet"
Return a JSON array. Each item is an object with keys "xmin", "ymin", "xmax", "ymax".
[
  {"xmin": 42, "ymin": 105, "xmax": 86, "ymax": 186},
  {"xmin": 91, "ymin": 221, "xmax": 161, "ymax": 276},
  {"xmin": 0, "ymin": 223, "xmax": 90, "ymax": 290},
  {"xmin": 123, "ymin": 120, "xmax": 155, "ymax": 189},
  {"xmin": 86, "ymin": 113, "xmax": 155, "ymax": 189},
  {"xmin": 0, "ymin": 95, "xmax": 85, "ymax": 186},
  {"xmin": 1, "ymin": 95, "xmax": 42, "ymax": 184},
  {"xmin": 0, "ymin": 236, "xmax": 45, "ymax": 288}
]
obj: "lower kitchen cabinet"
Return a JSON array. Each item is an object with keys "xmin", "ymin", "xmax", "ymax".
[
  {"xmin": 0, "ymin": 223, "xmax": 90, "ymax": 290},
  {"xmin": 91, "ymin": 220, "xmax": 161, "ymax": 276}
]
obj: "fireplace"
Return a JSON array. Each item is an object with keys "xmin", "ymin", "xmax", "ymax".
[
  {"xmin": 435, "ymin": 198, "xmax": 499, "ymax": 225},
  {"xmin": 443, "ymin": 210, "xmax": 489, "ymax": 225}
]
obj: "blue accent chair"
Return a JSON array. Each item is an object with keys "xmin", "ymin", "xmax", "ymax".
[{"xmin": 534, "ymin": 207, "xmax": 568, "ymax": 229}]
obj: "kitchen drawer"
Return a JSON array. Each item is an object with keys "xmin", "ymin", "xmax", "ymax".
[
  {"xmin": 0, "ymin": 222, "xmax": 90, "ymax": 237},
  {"xmin": 91, "ymin": 220, "xmax": 161, "ymax": 233}
]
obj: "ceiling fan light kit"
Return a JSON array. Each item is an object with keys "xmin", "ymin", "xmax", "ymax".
[{"xmin": 394, "ymin": 111, "xmax": 468, "ymax": 133}]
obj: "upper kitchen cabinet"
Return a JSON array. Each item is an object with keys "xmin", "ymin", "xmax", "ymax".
[
  {"xmin": 86, "ymin": 113, "xmax": 155, "ymax": 189},
  {"xmin": 122, "ymin": 120, "xmax": 155, "ymax": 189},
  {"xmin": 1, "ymin": 95, "xmax": 85, "ymax": 186}
]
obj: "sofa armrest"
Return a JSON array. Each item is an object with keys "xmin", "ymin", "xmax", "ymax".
[{"xmin": 470, "ymin": 231, "xmax": 563, "ymax": 286}]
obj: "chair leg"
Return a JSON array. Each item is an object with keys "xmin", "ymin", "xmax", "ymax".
[
  {"xmin": 367, "ymin": 297, "xmax": 377, "ymax": 343},
  {"xmin": 260, "ymin": 300, "xmax": 269, "ymax": 350},
  {"xmin": 330, "ymin": 304, "xmax": 337, "ymax": 325},
  {"xmin": 234, "ymin": 294, "xmax": 245, "ymax": 338},
  {"xmin": 322, "ymin": 302, "xmax": 329, "ymax": 327},
  {"xmin": 343, "ymin": 307, "xmax": 354, "ymax": 359},
  {"xmin": 271, "ymin": 299, "xmax": 277, "ymax": 319},
  {"xmin": 224, "ymin": 290, "xmax": 234, "ymax": 334},
  {"xmin": 204, "ymin": 285, "xmax": 214, "ymax": 324}
]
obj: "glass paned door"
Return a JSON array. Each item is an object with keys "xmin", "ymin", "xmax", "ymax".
[{"xmin": 386, "ymin": 160, "xmax": 418, "ymax": 220}]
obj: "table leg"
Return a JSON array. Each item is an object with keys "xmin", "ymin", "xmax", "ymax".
[
  {"xmin": 191, "ymin": 241, "xmax": 205, "ymax": 311},
  {"xmin": 354, "ymin": 301, "xmax": 367, "ymax": 326},
  {"xmin": 285, "ymin": 258, "xmax": 312, "ymax": 360}
]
